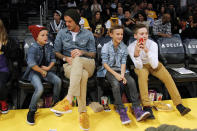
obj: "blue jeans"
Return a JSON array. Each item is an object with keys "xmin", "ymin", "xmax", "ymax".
[{"xmin": 29, "ymin": 72, "xmax": 61, "ymax": 111}]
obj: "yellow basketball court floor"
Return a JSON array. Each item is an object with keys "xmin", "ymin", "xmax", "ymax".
[{"xmin": 0, "ymin": 98, "xmax": 197, "ymax": 131}]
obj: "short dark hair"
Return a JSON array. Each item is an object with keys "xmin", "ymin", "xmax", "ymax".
[
  {"xmin": 124, "ymin": 9, "xmax": 131, "ymax": 14},
  {"xmin": 110, "ymin": 25, "xmax": 124, "ymax": 33},
  {"xmin": 134, "ymin": 24, "xmax": 148, "ymax": 34}
]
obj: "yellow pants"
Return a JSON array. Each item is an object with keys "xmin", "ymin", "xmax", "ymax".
[
  {"xmin": 63, "ymin": 57, "xmax": 95, "ymax": 113},
  {"xmin": 134, "ymin": 62, "xmax": 182, "ymax": 107}
]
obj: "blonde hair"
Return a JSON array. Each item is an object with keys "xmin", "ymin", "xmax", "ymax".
[{"xmin": 0, "ymin": 19, "xmax": 8, "ymax": 45}]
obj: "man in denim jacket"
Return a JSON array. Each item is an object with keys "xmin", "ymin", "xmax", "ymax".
[
  {"xmin": 23, "ymin": 25, "xmax": 62, "ymax": 125},
  {"xmin": 51, "ymin": 9, "xmax": 96, "ymax": 131}
]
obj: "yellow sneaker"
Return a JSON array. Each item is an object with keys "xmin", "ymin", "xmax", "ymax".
[
  {"xmin": 79, "ymin": 112, "xmax": 89, "ymax": 131},
  {"xmin": 50, "ymin": 99, "xmax": 72, "ymax": 114}
]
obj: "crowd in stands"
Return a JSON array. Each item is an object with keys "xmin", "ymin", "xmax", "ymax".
[{"xmin": 46, "ymin": 0, "xmax": 197, "ymax": 44}]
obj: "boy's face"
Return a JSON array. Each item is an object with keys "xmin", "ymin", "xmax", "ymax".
[
  {"xmin": 134, "ymin": 27, "xmax": 148, "ymax": 43},
  {"xmin": 37, "ymin": 30, "xmax": 48, "ymax": 45},
  {"xmin": 110, "ymin": 29, "xmax": 123, "ymax": 44}
]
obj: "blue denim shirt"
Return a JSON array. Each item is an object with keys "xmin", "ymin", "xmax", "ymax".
[
  {"xmin": 97, "ymin": 40, "xmax": 129, "ymax": 77},
  {"xmin": 54, "ymin": 28, "xmax": 96, "ymax": 57},
  {"xmin": 23, "ymin": 42, "xmax": 56, "ymax": 81}
]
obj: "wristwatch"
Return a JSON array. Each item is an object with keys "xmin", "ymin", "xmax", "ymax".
[{"xmin": 63, "ymin": 57, "xmax": 66, "ymax": 62}]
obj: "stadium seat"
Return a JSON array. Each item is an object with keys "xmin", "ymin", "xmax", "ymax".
[{"xmin": 157, "ymin": 37, "xmax": 197, "ymax": 98}]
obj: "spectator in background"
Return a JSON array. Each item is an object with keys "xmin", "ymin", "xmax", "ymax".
[
  {"xmin": 79, "ymin": 0, "xmax": 92, "ymax": 22},
  {"xmin": 143, "ymin": 1, "xmax": 147, "ymax": 9},
  {"xmin": 105, "ymin": 12, "xmax": 122, "ymax": 35},
  {"xmin": 147, "ymin": 3, "xmax": 157, "ymax": 20},
  {"xmin": 144, "ymin": 8, "xmax": 154, "ymax": 27},
  {"xmin": 102, "ymin": 1, "xmax": 111, "ymax": 22},
  {"xmin": 91, "ymin": 0, "xmax": 102, "ymax": 15},
  {"xmin": 121, "ymin": 9, "xmax": 136, "ymax": 43},
  {"xmin": 157, "ymin": 6, "xmax": 166, "ymax": 19},
  {"xmin": 77, "ymin": 9, "xmax": 91, "ymax": 30},
  {"xmin": 136, "ymin": 11, "xmax": 150, "ymax": 28},
  {"xmin": 49, "ymin": 10, "xmax": 65, "ymax": 41},
  {"xmin": 111, "ymin": 0, "xmax": 118, "ymax": 12},
  {"xmin": 167, "ymin": 4, "xmax": 179, "ymax": 34},
  {"xmin": 0, "ymin": 19, "xmax": 10, "ymax": 115},
  {"xmin": 153, "ymin": 13, "xmax": 172, "ymax": 38},
  {"xmin": 181, "ymin": 15, "xmax": 197, "ymax": 39},
  {"xmin": 90, "ymin": 11, "xmax": 105, "ymax": 38},
  {"xmin": 67, "ymin": 0, "xmax": 77, "ymax": 8},
  {"xmin": 117, "ymin": 6, "xmax": 124, "ymax": 19}
]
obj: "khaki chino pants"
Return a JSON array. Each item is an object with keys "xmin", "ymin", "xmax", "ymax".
[
  {"xmin": 63, "ymin": 57, "xmax": 95, "ymax": 113},
  {"xmin": 134, "ymin": 62, "xmax": 182, "ymax": 107}
]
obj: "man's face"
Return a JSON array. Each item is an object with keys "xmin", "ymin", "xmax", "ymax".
[
  {"xmin": 162, "ymin": 14, "xmax": 171, "ymax": 24},
  {"xmin": 134, "ymin": 27, "xmax": 148, "ymax": 43},
  {"xmin": 147, "ymin": 3, "xmax": 153, "ymax": 10},
  {"xmin": 64, "ymin": 16, "xmax": 78, "ymax": 31},
  {"xmin": 124, "ymin": 11, "xmax": 131, "ymax": 19}
]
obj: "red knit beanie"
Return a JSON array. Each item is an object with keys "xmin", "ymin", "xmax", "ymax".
[{"xmin": 28, "ymin": 25, "xmax": 47, "ymax": 41}]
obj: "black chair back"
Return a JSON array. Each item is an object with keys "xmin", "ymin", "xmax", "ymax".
[
  {"xmin": 183, "ymin": 39, "xmax": 197, "ymax": 65},
  {"xmin": 157, "ymin": 37, "xmax": 185, "ymax": 65}
]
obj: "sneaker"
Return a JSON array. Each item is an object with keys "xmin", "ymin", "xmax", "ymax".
[
  {"xmin": 143, "ymin": 106, "xmax": 155, "ymax": 119},
  {"xmin": 50, "ymin": 99, "xmax": 72, "ymax": 114},
  {"xmin": 0, "ymin": 100, "xmax": 9, "ymax": 114},
  {"xmin": 176, "ymin": 104, "xmax": 191, "ymax": 116},
  {"xmin": 27, "ymin": 111, "xmax": 35, "ymax": 125},
  {"xmin": 116, "ymin": 108, "xmax": 131, "ymax": 124},
  {"xmin": 132, "ymin": 107, "xmax": 150, "ymax": 121},
  {"xmin": 79, "ymin": 112, "xmax": 89, "ymax": 131},
  {"xmin": 103, "ymin": 104, "xmax": 111, "ymax": 112}
]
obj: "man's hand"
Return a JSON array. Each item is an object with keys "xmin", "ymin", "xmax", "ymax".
[
  {"xmin": 66, "ymin": 57, "xmax": 73, "ymax": 65},
  {"xmin": 41, "ymin": 66, "xmax": 50, "ymax": 71},
  {"xmin": 71, "ymin": 49, "xmax": 84, "ymax": 58}
]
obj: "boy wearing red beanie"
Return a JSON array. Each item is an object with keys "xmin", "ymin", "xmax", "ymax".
[{"xmin": 23, "ymin": 25, "xmax": 62, "ymax": 125}]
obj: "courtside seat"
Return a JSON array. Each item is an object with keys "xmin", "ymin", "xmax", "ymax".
[{"xmin": 158, "ymin": 37, "xmax": 197, "ymax": 82}]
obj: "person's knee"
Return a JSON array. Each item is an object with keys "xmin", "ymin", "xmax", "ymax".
[
  {"xmin": 72, "ymin": 56, "xmax": 81, "ymax": 64},
  {"xmin": 110, "ymin": 81, "xmax": 120, "ymax": 89},
  {"xmin": 82, "ymin": 70, "xmax": 89, "ymax": 80},
  {"xmin": 35, "ymin": 86, "xmax": 44, "ymax": 96},
  {"xmin": 136, "ymin": 69, "xmax": 148, "ymax": 80},
  {"xmin": 54, "ymin": 76, "xmax": 62, "ymax": 86},
  {"xmin": 126, "ymin": 75, "xmax": 136, "ymax": 85}
]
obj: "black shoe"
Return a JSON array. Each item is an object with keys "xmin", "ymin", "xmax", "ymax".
[
  {"xmin": 176, "ymin": 104, "xmax": 191, "ymax": 116},
  {"xmin": 27, "ymin": 111, "xmax": 35, "ymax": 125},
  {"xmin": 143, "ymin": 106, "xmax": 155, "ymax": 119}
]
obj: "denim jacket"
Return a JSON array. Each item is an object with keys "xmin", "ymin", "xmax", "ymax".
[
  {"xmin": 97, "ymin": 40, "xmax": 129, "ymax": 77},
  {"xmin": 23, "ymin": 42, "xmax": 56, "ymax": 81},
  {"xmin": 54, "ymin": 28, "xmax": 96, "ymax": 58}
]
